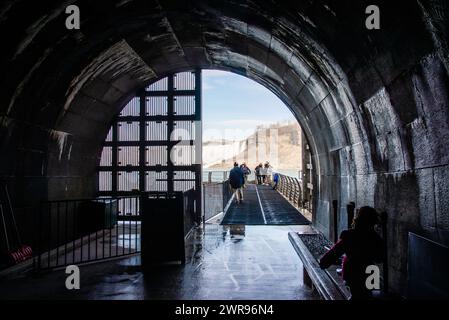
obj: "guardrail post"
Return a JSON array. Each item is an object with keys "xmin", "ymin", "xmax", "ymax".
[
  {"xmin": 292, "ymin": 177, "xmax": 297, "ymax": 203},
  {"xmin": 283, "ymin": 175, "xmax": 289, "ymax": 198},
  {"xmin": 294, "ymin": 178, "xmax": 301, "ymax": 207},
  {"xmin": 288, "ymin": 177, "xmax": 294, "ymax": 201}
]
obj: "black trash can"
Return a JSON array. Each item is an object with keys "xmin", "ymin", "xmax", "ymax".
[
  {"xmin": 77, "ymin": 199, "xmax": 118, "ymax": 237},
  {"xmin": 77, "ymin": 201, "xmax": 105, "ymax": 236},
  {"xmin": 141, "ymin": 192, "xmax": 185, "ymax": 268}
]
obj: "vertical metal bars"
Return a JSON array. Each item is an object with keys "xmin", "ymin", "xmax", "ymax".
[
  {"xmin": 35, "ymin": 196, "xmax": 140, "ymax": 271},
  {"xmin": 97, "ymin": 70, "xmax": 203, "ymax": 223}
]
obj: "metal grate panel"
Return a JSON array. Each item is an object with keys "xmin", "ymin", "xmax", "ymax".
[
  {"xmin": 174, "ymin": 71, "xmax": 196, "ymax": 91},
  {"xmin": 146, "ymin": 96, "xmax": 168, "ymax": 116},
  {"xmin": 98, "ymin": 70, "xmax": 202, "ymax": 222},
  {"xmin": 118, "ymin": 121, "xmax": 140, "ymax": 141}
]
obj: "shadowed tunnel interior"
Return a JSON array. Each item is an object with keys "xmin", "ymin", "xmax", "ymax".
[{"xmin": 0, "ymin": 0, "xmax": 449, "ymax": 296}]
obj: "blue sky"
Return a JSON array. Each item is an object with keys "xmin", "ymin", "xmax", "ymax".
[{"xmin": 202, "ymin": 70, "xmax": 296, "ymax": 141}]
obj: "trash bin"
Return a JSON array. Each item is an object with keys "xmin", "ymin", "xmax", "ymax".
[
  {"xmin": 140, "ymin": 192, "xmax": 185, "ymax": 267},
  {"xmin": 97, "ymin": 198, "xmax": 118, "ymax": 229},
  {"xmin": 77, "ymin": 199, "xmax": 118, "ymax": 236}
]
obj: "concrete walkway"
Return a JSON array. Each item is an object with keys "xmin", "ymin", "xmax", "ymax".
[{"xmin": 0, "ymin": 224, "xmax": 320, "ymax": 300}]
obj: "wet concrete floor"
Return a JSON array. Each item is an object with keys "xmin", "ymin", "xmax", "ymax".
[{"xmin": 0, "ymin": 224, "xmax": 320, "ymax": 300}]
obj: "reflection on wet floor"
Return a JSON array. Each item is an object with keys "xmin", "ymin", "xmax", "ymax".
[
  {"xmin": 229, "ymin": 224, "xmax": 246, "ymax": 236},
  {"xmin": 0, "ymin": 224, "xmax": 320, "ymax": 300}
]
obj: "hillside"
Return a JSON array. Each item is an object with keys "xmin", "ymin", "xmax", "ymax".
[{"xmin": 204, "ymin": 121, "xmax": 304, "ymax": 171}]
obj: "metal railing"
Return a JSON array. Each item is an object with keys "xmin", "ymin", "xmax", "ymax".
[
  {"xmin": 35, "ymin": 196, "xmax": 140, "ymax": 271},
  {"xmin": 222, "ymin": 180, "xmax": 232, "ymax": 211},
  {"xmin": 204, "ymin": 171, "xmax": 228, "ymax": 183},
  {"xmin": 202, "ymin": 180, "xmax": 233, "ymax": 222},
  {"xmin": 277, "ymin": 173, "xmax": 302, "ymax": 209},
  {"xmin": 34, "ymin": 189, "xmax": 198, "ymax": 271}
]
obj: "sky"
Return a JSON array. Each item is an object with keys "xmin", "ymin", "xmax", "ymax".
[{"xmin": 202, "ymin": 70, "xmax": 296, "ymax": 142}]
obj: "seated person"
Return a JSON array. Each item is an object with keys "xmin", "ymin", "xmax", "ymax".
[{"xmin": 319, "ymin": 206, "xmax": 383, "ymax": 299}]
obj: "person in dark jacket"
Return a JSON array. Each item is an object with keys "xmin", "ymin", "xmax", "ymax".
[
  {"xmin": 319, "ymin": 206, "xmax": 383, "ymax": 300},
  {"xmin": 240, "ymin": 163, "xmax": 251, "ymax": 188},
  {"xmin": 229, "ymin": 162, "xmax": 245, "ymax": 203},
  {"xmin": 255, "ymin": 163, "xmax": 263, "ymax": 185}
]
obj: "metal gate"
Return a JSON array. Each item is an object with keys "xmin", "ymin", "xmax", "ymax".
[
  {"xmin": 32, "ymin": 71, "xmax": 202, "ymax": 271},
  {"xmin": 98, "ymin": 70, "xmax": 202, "ymax": 221}
]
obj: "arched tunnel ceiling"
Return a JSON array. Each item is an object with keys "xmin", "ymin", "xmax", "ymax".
[
  {"xmin": 1, "ymin": 0, "xmax": 439, "ymax": 173},
  {"xmin": 1, "ymin": 0, "xmax": 449, "ymax": 295},
  {"xmin": 0, "ymin": 0, "xmax": 446, "ymax": 186}
]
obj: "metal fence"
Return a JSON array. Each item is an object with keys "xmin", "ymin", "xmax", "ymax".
[
  {"xmin": 222, "ymin": 181, "xmax": 233, "ymax": 211},
  {"xmin": 35, "ymin": 196, "xmax": 140, "ymax": 270},
  {"xmin": 203, "ymin": 171, "xmax": 228, "ymax": 183},
  {"xmin": 277, "ymin": 173, "xmax": 302, "ymax": 209},
  {"xmin": 202, "ymin": 180, "xmax": 233, "ymax": 222},
  {"xmin": 34, "ymin": 189, "xmax": 198, "ymax": 271},
  {"xmin": 203, "ymin": 170, "xmax": 260, "ymax": 183},
  {"xmin": 203, "ymin": 183, "xmax": 223, "ymax": 222}
]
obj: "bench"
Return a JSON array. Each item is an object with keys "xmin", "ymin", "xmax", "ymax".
[{"xmin": 288, "ymin": 232, "xmax": 349, "ymax": 300}]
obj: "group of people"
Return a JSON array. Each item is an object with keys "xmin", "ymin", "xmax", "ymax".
[
  {"xmin": 228, "ymin": 162, "xmax": 246, "ymax": 204},
  {"xmin": 254, "ymin": 162, "xmax": 273, "ymax": 185},
  {"xmin": 228, "ymin": 161, "xmax": 279, "ymax": 204}
]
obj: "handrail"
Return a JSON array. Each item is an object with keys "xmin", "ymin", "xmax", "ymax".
[
  {"xmin": 277, "ymin": 173, "xmax": 302, "ymax": 209},
  {"xmin": 204, "ymin": 170, "xmax": 229, "ymax": 183},
  {"xmin": 36, "ymin": 195, "xmax": 140, "ymax": 271},
  {"xmin": 34, "ymin": 190, "xmax": 199, "ymax": 271},
  {"xmin": 202, "ymin": 180, "xmax": 232, "ymax": 224}
]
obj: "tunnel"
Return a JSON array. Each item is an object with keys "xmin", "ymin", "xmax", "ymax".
[{"xmin": 0, "ymin": 0, "xmax": 449, "ymax": 298}]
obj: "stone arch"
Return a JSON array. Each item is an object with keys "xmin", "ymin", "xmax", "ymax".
[{"xmin": 1, "ymin": 1, "xmax": 448, "ymax": 294}]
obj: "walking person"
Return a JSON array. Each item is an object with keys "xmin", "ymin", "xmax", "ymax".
[
  {"xmin": 319, "ymin": 206, "xmax": 384, "ymax": 300},
  {"xmin": 260, "ymin": 163, "xmax": 268, "ymax": 185},
  {"xmin": 267, "ymin": 161, "xmax": 273, "ymax": 184},
  {"xmin": 272, "ymin": 172, "xmax": 280, "ymax": 190},
  {"xmin": 265, "ymin": 162, "xmax": 273, "ymax": 185},
  {"xmin": 240, "ymin": 163, "xmax": 251, "ymax": 187},
  {"xmin": 255, "ymin": 163, "xmax": 263, "ymax": 185},
  {"xmin": 229, "ymin": 162, "xmax": 245, "ymax": 204}
]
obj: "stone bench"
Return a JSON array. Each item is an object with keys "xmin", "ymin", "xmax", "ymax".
[{"xmin": 288, "ymin": 232, "xmax": 349, "ymax": 300}]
